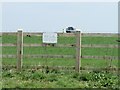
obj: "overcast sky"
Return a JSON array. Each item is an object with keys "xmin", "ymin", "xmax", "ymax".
[{"xmin": 1, "ymin": 2, "xmax": 118, "ymax": 33}]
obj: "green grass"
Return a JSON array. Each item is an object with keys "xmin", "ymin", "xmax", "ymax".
[
  {"xmin": 2, "ymin": 35, "xmax": 17, "ymax": 44},
  {"xmin": 2, "ymin": 47, "xmax": 17, "ymax": 54},
  {"xmin": 2, "ymin": 69, "xmax": 119, "ymax": 88},
  {"xmin": 82, "ymin": 48, "xmax": 118, "ymax": 56},
  {"xmin": 2, "ymin": 35, "xmax": 76, "ymax": 44},
  {"xmin": 2, "ymin": 35, "xmax": 118, "ymax": 68},
  {"xmin": 2, "ymin": 58, "xmax": 118, "ymax": 68},
  {"xmin": 2, "ymin": 35, "xmax": 119, "ymax": 44},
  {"xmin": 82, "ymin": 36, "xmax": 119, "ymax": 44},
  {"xmin": 23, "ymin": 47, "xmax": 75, "ymax": 55},
  {"xmin": 81, "ymin": 59, "xmax": 118, "ymax": 68},
  {"xmin": 23, "ymin": 58, "xmax": 75, "ymax": 66},
  {"xmin": 1, "ymin": 34, "xmax": 119, "ymax": 88},
  {"xmin": 2, "ymin": 47, "xmax": 118, "ymax": 56}
]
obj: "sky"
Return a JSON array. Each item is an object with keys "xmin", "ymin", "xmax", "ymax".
[{"xmin": 1, "ymin": 1, "xmax": 118, "ymax": 33}]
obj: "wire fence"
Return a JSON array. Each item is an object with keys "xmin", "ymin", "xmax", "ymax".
[{"xmin": 1, "ymin": 31, "xmax": 119, "ymax": 72}]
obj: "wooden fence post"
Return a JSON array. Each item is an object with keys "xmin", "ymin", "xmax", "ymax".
[
  {"xmin": 17, "ymin": 29, "xmax": 23, "ymax": 71},
  {"xmin": 76, "ymin": 31, "xmax": 81, "ymax": 72}
]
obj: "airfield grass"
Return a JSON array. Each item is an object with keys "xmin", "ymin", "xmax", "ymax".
[
  {"xmin": 1, "ymin": 35, "xmax": 119, "ymax": 88},
  {"xmin": 2, "ymin": 35, "xmax": 119, "ymax": 44},
  {"xmin": 3, "ymin": 58, "xmax": 118, "ymax": 69},
  {"xmin": 2, "ymin": 47, "xmax": 118, "ymax": 56},
  {"xmin": 2, "ymin": 35, "xmax": 119, "ymax": 68},
  {"xmin": 2, "ymin": 46, "xmax": 118, "ymax": 68}
]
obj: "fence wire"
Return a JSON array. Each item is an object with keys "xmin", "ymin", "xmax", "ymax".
[
  {"xmin": 23, "ymin": 33, "xmax": 76, "ymax": 70},
  {"xmin": 2, "ymin": 32, "xmax": 119, "ymax": 71}
]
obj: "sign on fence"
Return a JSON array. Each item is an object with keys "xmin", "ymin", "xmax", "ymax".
[
  {"xmin": 43, "ymin": 32, "xmax": 57, "ymax": 43},
  {"xmin": 6, "ymin": 30, "xmax": 81, "ymax": 72}
]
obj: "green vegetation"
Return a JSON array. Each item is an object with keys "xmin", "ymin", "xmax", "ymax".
[
  {"xmin": 2, "ymin": 69, "xmax": 119, "ymax": 88},
  {"xmin": 2, "ymin": 34, "xmax": 119, "ymax": 88},
  {"xmin": 82, "ymin": 36, "xmax": 119, "ymax": 44},
  {"xmin": 2, "ymin": 35, "xmax": 119, "ymax": 44},
  {"xmin": 2, "ymin": 35, "xmax": 118, "ymax": 68},
  {"xmin": 2, "ymin": 47, "xmax": 118, "ymax": 56}
]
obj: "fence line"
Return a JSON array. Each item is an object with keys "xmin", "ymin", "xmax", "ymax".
[
  {"xmin": 1, "ymin": 43, "xmax": 75, "ymax": 47},
  {"xmin": 1, "ymin": 43, "xmax": 119, "ymax": 48},
  {"xmin": 1, "ymin": 31, "xmax": 119, "ymax": 71},
  {"xmin": 3, "ymin": 30, "xmax": 80, "ymax": 72},
  {"xmin": 82, "ymin": 44, "xmax": 119, "ymax": 48},
  {"xmin": 81, "ymin": 55, "xmax": 118, "ymax": 60},
  {"xmin": 1, "ymin": 32, "xmax": 119, "ymax": 37},
  {"xmin": 1, "ymin": 54, "xmax": 118, "ymax": 60},
  {"xmin": 24, "ymin": 54, "xmax": 75, "ymax": 59}
]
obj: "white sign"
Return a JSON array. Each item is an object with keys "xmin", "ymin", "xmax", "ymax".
[{"xmin": 43, "ymin": 32, "xmax": 57, "ymax": 43}]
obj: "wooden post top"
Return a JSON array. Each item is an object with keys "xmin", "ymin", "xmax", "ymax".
[
  {"xmin": 76, "ymin": 31, "xmax": 81, "ymax": 32},
  {"xmin": 17, "ymin": 29, "xmax": 23, "ymax": 32}
]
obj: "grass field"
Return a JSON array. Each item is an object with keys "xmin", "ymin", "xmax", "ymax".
[
  {"xmin": 2, "ymin": 69, "xmax": 119, "ymax": 88},
  {"xmin": 1, "ymin": 34, "xmax": 119, "ymax": 88},
  {"xmin": 2, "ymin": 35, "xmax": 118, "ymax": 68}
]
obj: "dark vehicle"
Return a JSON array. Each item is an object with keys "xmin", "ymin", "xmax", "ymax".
[{"xmin": 66, "ymin": 27, "xmax": 76, "ymax": 33}]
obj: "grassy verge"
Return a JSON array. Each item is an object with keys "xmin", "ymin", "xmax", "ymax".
[{"xmin": 2, "ymin": 69, "xmax": 119, "ymax": 88}]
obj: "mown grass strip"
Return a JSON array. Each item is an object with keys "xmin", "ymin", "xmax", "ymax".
[
  {"xmin": 2, "ymin": 46, "xmax": 118, "ymax": 56},
  {"xmin": 2, "ymin": 35, "xmax": 119, "ymax": 44}
]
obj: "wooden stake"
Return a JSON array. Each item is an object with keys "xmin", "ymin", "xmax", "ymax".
[
  {"xmin": 76, "ymin": 31, "xmax": 81, "ymax": 72},
  {"xmin": 17, "ymin": 30, "xmax": 23, "ymax": 71}
]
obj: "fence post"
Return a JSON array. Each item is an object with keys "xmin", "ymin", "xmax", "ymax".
[
  {"xmin": 76, "ymin": 31, "xmax": 81, "ymax": 72},
  {"xmin": 17, "ymin": 29, "xmax": 23, "ymax": 71}
]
